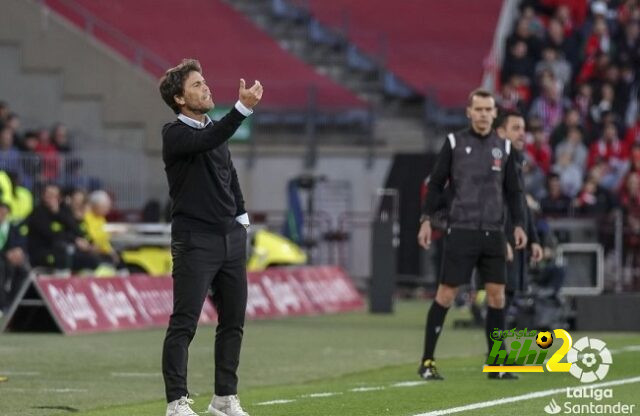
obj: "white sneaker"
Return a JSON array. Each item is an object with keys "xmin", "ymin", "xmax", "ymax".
[
  {"xmin": 208, "ymin": 395, "xmax": 250, "ymax": 416},
  {"xmin": 166, "ymin": 396, "xmax": 198, "ymax": 416}
]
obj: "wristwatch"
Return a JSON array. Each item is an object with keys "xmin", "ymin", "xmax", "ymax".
[{"xmin": 419, "ymin": 214, "xmax": 431, "ymax": 224}]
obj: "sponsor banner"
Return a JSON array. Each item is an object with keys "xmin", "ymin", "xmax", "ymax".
[{"xmin": 34, "ymin": 266, "xmax": 363, "ymax": 334}]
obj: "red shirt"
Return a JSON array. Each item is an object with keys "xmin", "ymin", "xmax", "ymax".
[
  {"xmin": 588, "ymin": 139, "xmax": 630, "ymax": 168},
  {"xmin": 624, "ymin": 122, "xmax": 640, "ymax": 149},
  {"xmin": 526, "ymin": 142, "xmax": 552, "ymax": 174}
]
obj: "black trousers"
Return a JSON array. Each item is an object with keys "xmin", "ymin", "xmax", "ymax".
[
  {"xmin": 0, "ymin": 257, "xmax": 29, "ymax": 312},
  {"xmin": 162, "ymin": 224, "xmax": 247, "ymax": 402}
]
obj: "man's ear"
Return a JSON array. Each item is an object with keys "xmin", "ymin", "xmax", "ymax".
[
  {"xmin": 174, "ymin": 94, "xmax": 185, "ymax": 107},
  {"xmin": 466, "ymin": 107, "xmax": 471, "ymax": 119}
]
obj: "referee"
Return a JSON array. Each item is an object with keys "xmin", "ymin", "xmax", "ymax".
[
  {"xmin": 159, "ymin": 59, "xmax": 262, "ymax": 416},
  {"xmin": 417, "ymin": 89, "xmax": 527, "ymax": 380}
]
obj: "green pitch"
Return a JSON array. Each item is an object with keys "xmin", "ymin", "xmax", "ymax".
[{"xmin": 1, "ymin": 301, "xmax": 639, "ymax": 416}]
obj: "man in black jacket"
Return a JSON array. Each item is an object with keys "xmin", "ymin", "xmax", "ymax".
[
  {"xmin": 159, "ymin": 59, "xmax": 262, "ymax": 416},
  {"xmin": 417, "ymin": 89, "xmax": 527, "ymax": 380},
  {"xmin": 496, "ymin": 110, "xmax": 544, "ymax": 297},
  {"xmin": 26, "ymin": 184, "xmax": 99, "ymax": 272},
  {"xmin": 0, "ymin": 201, "xmax": 29, "ymax": 313}
]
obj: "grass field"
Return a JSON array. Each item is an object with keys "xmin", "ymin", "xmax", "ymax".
[{"xmin": 1, "ymin": 300, "xmax": 639, "ymax": 416}]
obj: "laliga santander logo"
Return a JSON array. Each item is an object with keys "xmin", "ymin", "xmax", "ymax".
[{"xmin": 566, "ymin": 336, "xmax": 612, "ymax": 383}]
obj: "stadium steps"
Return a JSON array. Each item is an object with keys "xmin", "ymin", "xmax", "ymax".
[
  {"xmin": 225, "ymin": 0, "xmax": 429, "ymax": 152},
  {"xmin": 0, "ymin": 0, "xmax": 172, "ymax": 155},
  {"xmin": 224, "ymin": 0, "xmax": 386, "ymax": 106}
]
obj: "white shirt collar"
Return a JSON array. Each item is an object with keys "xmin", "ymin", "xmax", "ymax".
[{"xmin": 177, "ymin": 113, "xmax": 212, "ymax": 129}]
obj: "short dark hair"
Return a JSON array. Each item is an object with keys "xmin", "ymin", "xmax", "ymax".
[
  {"xmin": 496, "ymin": 109, "xmax": 524, "ymax": 128},
  {"xmin": 158, "ymin": 59, "xmax": 202, "ymax": 114},
  {"xmin": 467, "ymin": 88, "xmax": 494, "ymax": 107}
]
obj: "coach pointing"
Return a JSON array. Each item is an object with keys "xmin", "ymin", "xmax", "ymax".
[
  {"xmin": 159, "ymin": 59, "xmax": 262, "ymax": 416},
  {"xmin": 416, "ymin": 89, "xmax": 526, "ymax": 380}
]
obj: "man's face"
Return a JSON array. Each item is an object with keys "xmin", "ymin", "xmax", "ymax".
[
  {"xmin": 175, "ymin": 71, "xmax": 214, "ymax": 114},
  {"xmin": 498, "ymin": 116, "xmax": 526, "ymax": 150},
  {"xmin": 467, "ymin": 96, "xmax": 497, "ymax": 134},
  {"xmin": 43, "ymin": 186, "xmax": 61, "ymax": 212}
]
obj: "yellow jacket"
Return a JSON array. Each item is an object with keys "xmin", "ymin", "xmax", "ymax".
[
  {"xmin": 84, "ymin": 210, "xmax": 113, "ymax": 254},
  {"xmin": 11, "ymin": 186, "xmax": 33, "ymax": 223}
]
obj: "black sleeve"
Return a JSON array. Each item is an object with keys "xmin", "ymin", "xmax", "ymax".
[
  {"xmin": 526, "ymin": 204, "xmax": 540, "ymax": 246},
  {"xmin": 228, "ymin": 153, "xmax": 246, "ymax": 216},
  {"xmin": 422, "ymin": 139, "xmax": 452, "ymax": 216},
  {"xmin": 504, "ymin": 151, "xmax": 525, "ymax": 227},
  {"xmin": 27, "ymin": 210, "xmax": 59, "ymax": 245},
  {"xmin": 162, "ymin": 108, "xmax": 246, "ymax": 161},
  {"xmin": 5, "ymin": 224, "xmax": 26, "ymax": 251}
]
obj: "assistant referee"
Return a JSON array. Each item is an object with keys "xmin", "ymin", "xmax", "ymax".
[
  {"xmin": 159, "ymin": 59, "xmax": 262, "ymax": 416},
  {"xmin": 417, "ymin": 89, "xmax": 527, "ymax": 381}
]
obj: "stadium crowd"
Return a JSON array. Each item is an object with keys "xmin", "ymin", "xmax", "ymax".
[
  {"xmin": 0, "ymin": 101, "xmax": 118, "ymax": 314},
  {"xmin": 498, "ymin": 0, "xmax": 640, "ymax": 285}
]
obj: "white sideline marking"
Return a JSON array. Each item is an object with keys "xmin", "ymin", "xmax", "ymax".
[
  {"xmin": 41, "ymin": 388, "xmax": 88, "ymax": 393},
  {"xmin": 111, "ymin": 372, "xmax": 161, "ymax": 378},
  {"xmin": 392, "ymin": 381, "xmax": 426, "ymax": 388},
  {"xmin": 412, "ymin": 376, "xmax": 640, "ymax": 416},
  {"xmin": 0, "ymin": 371, "xmax": 41, "ymax": 376},
  {"xmin": 302, "ymin": 392, "xmax": 342, "ymax": 398},
  {"xmin": 256, "ymin": 399, "xmax": 296, "ymax": 406},
  {"xmin": 350, "ymin": 386, "xmax": 385, "ymax": 392}
]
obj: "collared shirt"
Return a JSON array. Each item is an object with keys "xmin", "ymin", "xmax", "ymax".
[
  {"xmin": 177, "ymin": 101, "xmax": 253, "ymax": 129},
  {"xmin": 173, "ymin": 101, "xmax": 252, "ymax": 227}
]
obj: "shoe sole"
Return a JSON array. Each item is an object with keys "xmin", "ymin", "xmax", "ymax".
[{"xmin": 207, "ymin": 404, "xmax": 233, "ymax": 416}]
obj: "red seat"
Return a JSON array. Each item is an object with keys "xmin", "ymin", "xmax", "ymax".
[
  {"xmin": 46, "ymin": 0, "xmax": 365, "ymax": 110},
  {"xmin": 302, "ymin": 0, "xmax": 502, "ymax": 106}
]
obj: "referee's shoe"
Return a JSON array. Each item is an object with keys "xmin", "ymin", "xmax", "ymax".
[
  {"xmin": 418, "ymin": 359, "xmax": 444, "ymax": 380},
  {"xmin": 488, "ymin": 371, "xmax": 519, "ymax": 380}
]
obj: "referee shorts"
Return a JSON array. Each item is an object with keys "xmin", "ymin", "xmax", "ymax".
[{"xmin": 439, "ymin": 228, "xmax": 507, "ymax": 287}]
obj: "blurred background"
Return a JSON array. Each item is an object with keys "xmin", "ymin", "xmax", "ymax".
[{"xmin": 0, "ymin": 0, "xmax": 639, "ymax": 332}]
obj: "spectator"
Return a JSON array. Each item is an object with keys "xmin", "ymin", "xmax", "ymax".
[
  {"xmin": 5, "ymin": 172, "xmax": 33, "ymax": 224},
  {"xmin": 529, "ymin": 77, "xmax": 569, "ymax": 134},
  {"xmin": 0, "ymin": 126, "xmax": 21, "ymax": 176},
  {"xmin": 84, "ymin": 190, "xmax": 119, "ymax": 265},
  {"xmin": 587, "ymin": 121, "xmax": 629, "ymax": 168},
  {"xmin": 497, "ymin": 76, "xmax": 528, "ymax": 113},
  {"xmin": 620, "ymin": 171, "xmax": 640, "ymax": 233},
  {"xmin": 0, "ymin": 201, "xmax": 29, "ymax": 313},
  {"xmin": 624, "ymin": 113, "xmax": 640, "ymax": 149},
  {"xmin": 550, "ymin": 107, "xmax": 583, "ymax": 148},
  {"xmin": 50, "ymin": 123, "xmax": 72, "ymax": 153},
  {"xmin": 521, "ymin": 4, "xmax": 546, "ymax": 38},
  {"xmin": 26, "ymin": 184, "xmax": 100, "ymax": 271},
  {"xmin": 507, "ymin": 17, "xmax": 541, "ymax": 60},
  {"xmin": 615, "ymin": 19, "xmax": 639, "ymax": 68},
  {"xmin": 573, "ymin": 83, "xmax": 594, "ymax": 126},
  {"xmin": 572, "ymin": 170, "xmax": 618, "ymax": 216},
  {"xmin": 522, "ymin": 154, "xmax": 548, "ymax": 201},
  {"xmin": 544, "ymin": 18, "xmax": 573, "ymax": 62},
  {"xmin": 535, "ymin": 46, "xmax": 572, "ymax": 91},
  {"xmin": 502, "ymin": 40, "xmax": 536, "ymax": 84},
  {"xmin": 18, "ymin": 131, "xmax": 39, "ymax": 191},
  {"xmin": 34, "ymin": 129, "xmax": 60, "ymax": 181},
  {"xmin": 0, "ymin": 101, "xmax": 8, "ymax": 123},
  {"xmin": 541, "ymin": 173, "xmax": 572, "ymax": 216},
  {"xmin": 526, "ymin": 125, "xmax": 553, "ymax": 174},
  {"xmin": 553, "ymin": 126, "xmax": 588, "ymax": 196},
  {"xmin": 4, "ymin": 113, "xmax": 21, "ymax": 146}
]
